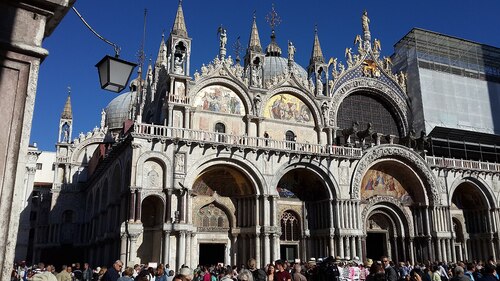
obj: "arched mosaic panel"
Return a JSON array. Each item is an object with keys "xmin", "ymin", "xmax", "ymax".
[
  {"xmin": 264, "ymin": 93, "xmax": 313, "ymax": 124},
  {"xmin": 193, "ymin": 85, "xmax": 245, "ymax": 115},
  {"xmin": 361, "ymin": 168, "xmax": 412, "ymax": 205},
  {"xmin": 195, "ymin": 204, "xmax": 230, "ymax": 232}
]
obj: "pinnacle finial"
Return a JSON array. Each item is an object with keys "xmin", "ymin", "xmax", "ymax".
[
  {"xmin": 310, "ymin": 26, "xmax": 325, "ymax": 65},
  {"xmin": 61, "ymin": 88, "xmax": 73, "ymax": 119},
  {"xmin": 172, "ymin": 0, "xmax": 188, "ymax": 37},
  {"xmin": 265, "ymin": 3, "xmax": 281, "ymax": 32},
  {"xmin": 248, "ymin": 12, "xmax": 262, "ymax": 53}
]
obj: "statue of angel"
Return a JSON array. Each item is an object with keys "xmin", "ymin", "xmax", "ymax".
[
  {"xmin": 373, "ymin": 39, "xmax": 381, "ymax": 53},
  {"xmin": 345, "ymin": 48, "xmax": 353, "ymax": 65}
]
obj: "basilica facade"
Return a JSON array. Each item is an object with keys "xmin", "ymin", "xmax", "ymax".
[{"xmin": 20, "ymin": 2, "xmax": 500, "ymax": 269}]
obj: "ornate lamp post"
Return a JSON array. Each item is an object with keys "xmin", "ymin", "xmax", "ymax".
[{"xmin": 72, "ymin": 7, "xmax": 137, "ymax": 93}]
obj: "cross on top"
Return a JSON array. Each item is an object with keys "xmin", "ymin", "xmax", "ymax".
[{"xmin": 265, "ymin": 4, "xmax": 281, "ymax": 31}]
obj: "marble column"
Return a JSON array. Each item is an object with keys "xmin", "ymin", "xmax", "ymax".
[
  {"xmin": 129, "ymin": 190, "xmax": 136, "ymax": 222},
  {"xmin": 120, "ymin": 234, "xmax": 127, "ymax": 264},
  {"xmin": 177, "ymin": 231, "xmax": 186, "ymax": 267},
  {"xmin": 186, "ymin": 232, "xmax": 192, "ymax": 267},
  {"xmin": 231, "ymin": 234, "xmax": 238, "ymax": 266},
  {"xmin": 350, "ymin": 236, "xmax": 356, "ymax": 258},
  {"xmin": 264, "ymin": 234, "xmax": 270, "ymax": 266},
  {"xmin": 409, "ymin": 238, "xmax": 415, "ymax": 264},
  {"xmin": 338, "ymin": 236, "xmax": 344, "ymax": 258},
  {"xmin": 135, "ymin": 190, "xmax": 142, "ymax": 222},
  {"xmin": 163, "ymin": 231, "xmax": 170, "ymax": 265},
  {"xmin": 255, "ymin": 234, "xmax": 261, "ymax": 268},
  {"xmin": 130, "ymin": 236, "xmax": 139, "ymax": 264},
  {"xmin": 329, "ymin": 235, "xmax": 335, "ymax": 257}
]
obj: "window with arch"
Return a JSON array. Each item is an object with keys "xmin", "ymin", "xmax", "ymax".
[
  {"xmin": 62, "ymin": 210, "xmax": 74, "ymax": 224},
  {"xmin": 280, "ymin": 211, "xmax": 300, "ymax": 241},
  {"xmin": 285, "ymin": 130, "xmax": 296, "ymax": 149},
  {"xmin": 215, "ymin": 122, "xmax": 226, "ymax": 142}
]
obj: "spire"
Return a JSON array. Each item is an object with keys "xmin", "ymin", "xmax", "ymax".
[
  {"xmin": 172, "ymin": 0, "xmax": 188, "ymax": 37},
  {"xmin": 155, "ymin": 32, "xmax": 167, "ymax": 66},
  {"xmin": 248, "ymin": 13, "xmax": 262, "ymax": 53},
  {"xmin": 61, "ymin": 88, "xmax": 72, "ymax": 119},
  {"xmin": 310, "ymin": 26, "xmax": 325, "ymax": 64}
]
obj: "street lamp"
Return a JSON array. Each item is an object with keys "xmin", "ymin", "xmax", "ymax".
[
  {"xmin": 72, "ymin": 7, "xmax": 137, "ymax": 93},
  {"xmin": 95, "ymin": 55, "xmax": 136, "ymax": 93}
]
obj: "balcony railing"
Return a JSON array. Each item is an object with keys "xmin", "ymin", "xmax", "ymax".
[
  {"xmin": 426, "ymin": 156, "xmax": 500, "ymax": 173},
  {"xmin": 168, "ymin": 94, "xmax": 190, "ymax": 104},
  {"xmin": 133, "ymin": 123, "xmax": 363, "ymax": 158}
]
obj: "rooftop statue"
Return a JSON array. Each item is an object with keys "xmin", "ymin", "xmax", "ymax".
[{"xmin": 362, "ymin": 10, "xmax": 370, "ymax": 34}]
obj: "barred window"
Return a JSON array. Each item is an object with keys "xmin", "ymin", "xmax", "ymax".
[{"xmin": 280, "ymin": 211, "xmax": 300, "ymax": 241}]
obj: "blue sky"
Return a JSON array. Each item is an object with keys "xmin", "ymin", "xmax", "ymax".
[{"xmin": 32, "ymin": 0, "xmax": 500, "ymax": 151}]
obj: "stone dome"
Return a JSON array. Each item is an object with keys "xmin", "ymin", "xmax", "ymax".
[
  {"xmin": 104, "ymin": 91, "xmax": 136, "ymax": 130},
  {"xmin": 263, "ymin": 56, "xmax": 308, "ymax": 82}
]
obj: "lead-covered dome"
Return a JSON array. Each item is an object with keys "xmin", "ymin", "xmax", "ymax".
[
  {"xmin": 263, "ymin": 56, "xmax": 308, "ymax": 82},
  {"xmin": 104, "ymin": 91, "xmax": 136, "ymax": 130}
]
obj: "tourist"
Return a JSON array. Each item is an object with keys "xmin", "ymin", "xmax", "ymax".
[
  {"xmin": 117, "ymin": 267, "xmax": 134, "ymax": 281},
  {"xmin": 247, "ymin": 259, "xmax": 266, "ymax": 281},
  {"xmin": 83, "ymin": 263, "xmax": 92, "ymax": 281},
  {"xmin": 432, "ymin": 265, "xmax": 442, "ymax": 281},
  {"xmin": 56, "ymin": 265, "xmax": 72, "ymax": 281},
  {"xmin": 102, "ymin": 260, "xmax": 123, "ymax": 281},
  {"xmin": 381, "ymin": 257, "xmax": 398, "ymax": 281},
  {"xmin": 267, "ymin": 264, "xmax": 276, "ymax": 281},
  {"xmin": 292, "ymin": 263, "xmax": 307, "ymax": 281},
  {"xmin": 275, "ymin": 260, "xmax": 291, "ymax": 281}
]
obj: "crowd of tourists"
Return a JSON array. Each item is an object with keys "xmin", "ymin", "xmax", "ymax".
[{"xmin": 11, "ymin": 256, "xmax": 500, "ymax": 281}]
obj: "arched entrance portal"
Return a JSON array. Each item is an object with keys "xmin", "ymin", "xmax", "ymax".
[
  {"xmin": 277, "ymin": 168, "xmax": 333, "ymax": 261},
  {"xmin": 138, "ymin": 196, "xmax": 164, "ymax": 263},
  {"xmin": 361, "ymin": 160, "xmax": 429, "ymax": 262},
  {"xmin": 451, "ymin": 180, "xmax": 495, "ymax": 261},
  {"xmin": 365, "ymin": 206, "xmax": 409, "ymax": 261},
  {"xmin": 193, "ymin": 165, "xmax": 255, "ymax": 266}
]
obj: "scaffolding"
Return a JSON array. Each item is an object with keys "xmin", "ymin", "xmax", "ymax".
[{"xmin": 393, "ymin": 28, "xmax": 500, "ymax": 82}]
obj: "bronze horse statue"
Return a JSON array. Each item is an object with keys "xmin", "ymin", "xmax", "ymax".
[
  {"xmin": 356, "ymin": 122, "xmax": 373, "ymax": 144},
  {"xmin": 342, "ymin": 121, "xmax": 359, "ymax": 144}
]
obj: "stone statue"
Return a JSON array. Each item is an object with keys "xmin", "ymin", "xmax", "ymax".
[
  {"xmin": 174, "ymin": 56, "xmax": 183, "ymax": 74},
  {"xmin": 362, "ymin": 10, "xmax": 370, "ymax": 34},
  {"xmin": 253, "ymin": 94, "xmax": 262, "ymax": 115},
  {"xmin": 316, "ymin": 76, "xmax": 323, "ymax": 95},
  {"xmin": 288, "ymin": 41, "xmax": 296, "ymax": 61},
  {"xmin": 345, "ymin": 48, "xmax": 353, "ymax": 65},
  {"xmin": 218, "ymin": 26, "xmax": 227, "ymax": 49},
  {"xmin": 383, "ymin": 56, "xmax": 392, "ymax": 71},
  {"xmin": 354, "ymin": 34, "xmax": 363, "ymax": 50},
  {"xmin": 100, "ymin": 109, "xmax": 106, "ymax": 128},
  {"xmin": 251, "ymin": 64, "xmax": 261, "ymax": 87},
  {"xmin": 373, "ymin": 39, "xmax": 381, "ymax": 53},
  {"xmin": 398, "ymin": 71, "xmax": 407, "ymax": 89},
  {"xmin": 201, "ymin": 64, "xmax": 208, "ymax": 75},
  {"xmin": 321, "ymin": 102, "xmax": 329, "ymax": 123}
]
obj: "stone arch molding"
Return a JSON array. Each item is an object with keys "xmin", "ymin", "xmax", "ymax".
[
  {"xmin": 265, "ymin": 86, "xmax": 322, "ymax": 127},
  {"xmin": 361, "ymin": 195, "xmax": 414, "ymax": 237},
  {"xmin": 188, "ymin": 77, "xmax": 251, "ymax": 115},
  {"xmin": 270, "ymin": 159, "xmax": 340, "ymax": 200},
  {"xmin": 449, "ymin": 176, "xmax": 497, "ymax": 209},
  {"xmin": 183, "ymin": 152, "xmax": 266, "ymax": 196},
  {"xmin": 135, "ymin": 151, "xmax": 173, "ymax": 189},
  {"xmin": 351, "ymin": 145, "xmax": 441, "ymax": 205},
  {"xmin": 330, "ymin": 77, "xmax": 409, "ymax": 135}
]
